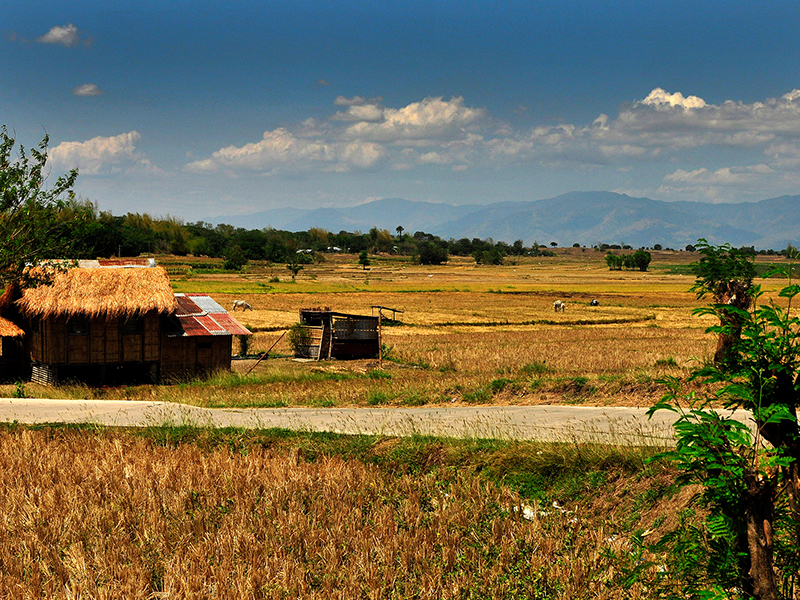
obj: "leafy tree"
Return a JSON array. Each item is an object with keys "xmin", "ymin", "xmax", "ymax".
[
  {"xmin": 622, "ymin": 254, "xmax": 636, "ymax": 270},
  {"xmin": 417, "ymin": 241, "xmax": 448, "ymax": 265},
  {"xmin": 0, "ymin": 126, "xmax": 79, "ymax": 287},
  {"xmin": 473, "ymin": 247, "xmax": 504, "ymax": 265},
  {"xmin": 222, "ymin": 244, "xmax": 248, "ymax": 271},
  {"xmin": 690, "ymin": 239, "xmax": 757, "ymax": 365},
  {"xmin": 358, "ymin": 250, "xmax": 370, "ymax": 270},
  {"xmin": 605, "ymin": 253, "xmax": 623, "ymax": 270},
  {"xmin": 285, "ymin": 261, "xmax": 303, "ymax": 280},
  {"xmin": 632, "ymin": 249, "xmax": 651, "ymax": 271},
  {"xmin": 647, "ymin": 257, "xmax": 800, "ymax": 599},
  {"xmin": 369, "ymin": 227, "xmax": 392, "ymax": 253}
]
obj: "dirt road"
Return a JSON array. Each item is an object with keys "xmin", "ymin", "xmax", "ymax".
[{"xmin": 0, "ymin": 398, "xmax": 735, "ymax": 445}]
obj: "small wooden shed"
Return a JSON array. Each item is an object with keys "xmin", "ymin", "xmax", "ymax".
[
  {"xmin": 295, "ymin": 309, "xmax": 379, "ymax": 360},
  {"xmin": 161, "ymin": 293, "xmax": 251, "ymax": 379}
]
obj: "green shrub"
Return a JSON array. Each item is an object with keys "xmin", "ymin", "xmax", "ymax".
[
  {"xmin": 521, "ymin": 361, "xmax": 550, "ymax": 376},
  {"xmin": 462, "ymin": 388, "xmax": 492, "ymax": 404},
  {"xmin": 287, "ymin": 323, "xmax": 313, "ymax": 357},
  {"xmin": 490, "ymin": 378, "xmax": 512, "ymax": 394},
  {"xmin": 366, "ymin": 390, "xmax": 392, "ymax": 406}
]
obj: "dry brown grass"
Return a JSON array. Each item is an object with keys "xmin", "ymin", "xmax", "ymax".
[
  {"xmin": 0, "ymin": 427, "xmax": 674, "ymax": 599},
  {"xmin": 7, "ymin": 249, "xmax": 783, "ymax": 408}
]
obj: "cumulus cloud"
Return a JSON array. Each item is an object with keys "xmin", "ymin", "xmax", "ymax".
[
  {"xmin": 334, "ymin": 95, "xmax": 366, "ymax": 106},
  {"xmin": 73, "ymin": 83, "xmax": 103, "ymax": 97},
  {"xmin": 641, "ymin": 88, "xmax": 707, "ymax": 110},
  {"xmin": 332, "ymin": 103, "xmax": 385, "ymax": 122},
  {"xmin": 474, "ymin": 86, "xmax": 800, "ymax": 179},
  {"xmin": 184, "ymin": 87, "xmax": 800, "ymax": 197},
  {"xmin": 342, "ymin": 96, "xmax": 485, "ymax": 142},
  {"xmin": 49, "ymin": 131, "xmax": 158, "ymax": 175},
  {"xmin": 657, "ymin": 164, "xmax": 780, "ymax": 202},
  {"xmin": 186, "ymin": 128, "xmax": 386, "ymax": 174},
  {"xmin": 188, "ymin": 96, "xmax": 486, "ymax": 175},
  {"xmin": 37, "ymin": 24, "xmax": 91, "ymax": 48}
]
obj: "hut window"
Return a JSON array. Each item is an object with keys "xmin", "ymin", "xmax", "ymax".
[
  {"xmin": 30, "ymin": 318, "xmax": 40, "ymax": 333},
  {"xmin": 68, "ymin": 317, "xmax": 88, "ymax": 336},
  {"xmin": 123, "ymin": 317, "xmax": 143, "ymax": 335}
]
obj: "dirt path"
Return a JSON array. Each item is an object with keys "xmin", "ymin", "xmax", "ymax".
[{"xmin": 0, "ymin": 398, "xmax": 752, "ymax": 445}]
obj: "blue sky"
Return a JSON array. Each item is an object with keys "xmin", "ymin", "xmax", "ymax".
[{"xmin": 4, "ymin": 0, "xmax": 800, "ymax": 220}]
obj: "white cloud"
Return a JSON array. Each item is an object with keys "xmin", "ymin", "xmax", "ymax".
[
  {"xmin": 184, "ymin": 87, "xmax": 800, "ymax": 198},
  {"xmin": 664, "ymin": 164, "xmax": 773, "ymax": 186},
  {"xmin": 334, "ymin": 95, "xmax": 366, "ymax": 106},
  {"xmin": 332, "ymin": 103, "xmax": 385, "ymax": 122},
  {"xmin": 186, "ymin": 128, "xmax": 385, "ymax": 174},
  {"xmin": 73, "ymin": 83, "xmax": 103, "ymax": 97},
  {"xmin": 37, "ymin": 24, "xmax": 90, "ymax": 48},
  {"xmin": 641, "ymin": 88, "xmax": 707, "ymax": 110},
  {"xmin": 342, "ymin": 96, "xmax": 485, "ymax": 142},
  {"xmin": 657, "ymin": 163, "xmax": 780, "ymax": 202},
  {"xmin": 189, "ymin": 96, "xmax": 485, "ymax": 175},
  {"xmin": 49, "ymin": 131, "xmax": 157, "ymax": 175}
]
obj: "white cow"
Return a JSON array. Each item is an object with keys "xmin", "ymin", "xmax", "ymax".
[
  {"xmin": 231, "ymin": 300, "xmax": 253, "ymax": 311},
  {"xmin": 553, "ymin": 300, "xmax": 565, "ymax": 313}
]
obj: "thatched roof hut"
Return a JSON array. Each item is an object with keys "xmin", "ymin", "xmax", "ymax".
[{"xmin": 17, "ymin": 265, "xmax": 176, "ymax": 319}]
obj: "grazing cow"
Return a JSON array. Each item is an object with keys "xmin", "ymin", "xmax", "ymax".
[
  {"xmin": 231, "ymin": 300, "xmax": 253, "ymax": 311},
  {"xmin": 553, "ymin": 300, "xmax": 565, "ymax": 312},
  {"xmin": 590, "ymin": 299, "xmax": 600, "ymax": 307}
]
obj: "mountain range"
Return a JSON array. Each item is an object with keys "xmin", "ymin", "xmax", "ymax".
[{"xmin": 214, "ymin": 192, "xmax": 800, "ymax": 249}]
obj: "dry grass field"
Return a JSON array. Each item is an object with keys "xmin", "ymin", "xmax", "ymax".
[
  {"xmin": 6, "ymin": 248, "xmax": 791, "ymax": 408},
  {"xmin": 0, "ymin": 427, "xmax": 683, "ymax": 599},
  {"xmin": 0, "ymin": 250, "xmax": 774, "ymax": 598}
]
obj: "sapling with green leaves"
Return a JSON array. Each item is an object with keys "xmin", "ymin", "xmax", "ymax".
[
  {"xmin": 690, "ymin": 239, "xmax": 757, "ymax": 366},
  {"xmin": 645, "ymin": 245, "xmax": 800, "ymax": 599},
  {"xmin": 0, "ymin": 126, "xmax": 81, "ymax": 288}
]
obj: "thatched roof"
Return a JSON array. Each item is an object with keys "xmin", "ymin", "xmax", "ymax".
[
  {"xmin": 0, "ymin": 282, "xmax": 24, "ymax": 337},
  {"xmin": 0, "ymin": 316, "xmax": 24, "ymax": 337},
  {"xmin": 17, "ymin": 266, "xmax": 177, "ymax": 319}
]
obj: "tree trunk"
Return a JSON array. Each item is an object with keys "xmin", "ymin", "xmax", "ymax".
[
  {"xmin": 713, "ymin": 285, "xmax": 752, "ymax": 366},
  {"xmin": 743, "ymin": 468, "xmax": 780, "ymax": 600}
]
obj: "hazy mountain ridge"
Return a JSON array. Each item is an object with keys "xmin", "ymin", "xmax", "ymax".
[{"xmin": 214, "ymin": 193, "xmax": 800, "ymax": 249}]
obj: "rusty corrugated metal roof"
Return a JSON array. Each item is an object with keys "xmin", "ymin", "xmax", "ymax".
[
  {"xmin": 175, "ymin": 296, "xmax": 203, "ymax": 316},
  {"xmin": 168, "ymin": 293, "xmax": 251, "ymax": 337},
  {"xmin": 210, "ymin": 313, "xmax": 251, "ymax": 336},
  {"xmin": 78, "ymin": 258, "xmax": 157, "ymax": 269}
]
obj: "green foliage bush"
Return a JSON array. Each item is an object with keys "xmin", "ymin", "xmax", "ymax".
[
  {"xmin": 642, "ymin": 243, "xmax": 800, "ymax": 599},
  {"xmin": 287, "ymin": 323, "xmax": 313, "ymax": 357}
]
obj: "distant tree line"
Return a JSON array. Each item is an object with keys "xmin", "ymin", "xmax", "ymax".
[{"xmin": 51, "ymin": 199, "xmax": 800, "ymax": 271}]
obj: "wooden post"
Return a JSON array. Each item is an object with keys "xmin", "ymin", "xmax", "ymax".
[{"xmin": 378, "ymin": 313, "xmax": 383, "ymax": 368}]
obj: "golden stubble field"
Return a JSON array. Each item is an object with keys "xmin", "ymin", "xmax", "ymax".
[
  {"xmin": 13, "ymin": 249, "xmax": 789, "ymax": 408},
  {"xmin": 0, "ymin": 427, "xmax": 677, "ymax": 599}
]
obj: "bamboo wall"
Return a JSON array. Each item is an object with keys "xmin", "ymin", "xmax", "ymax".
[
  {"xmin": 29, "ymin": 312, "xmax": 161, "ymax": 366},
  {"xmin": 160, "ymin": 336, "xmax": 232, "ymax": 379}
]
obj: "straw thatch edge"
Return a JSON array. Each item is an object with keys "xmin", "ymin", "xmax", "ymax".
[{"xmin": 17, "ymin": 266, "xmax": 177, "ymax": 320}]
